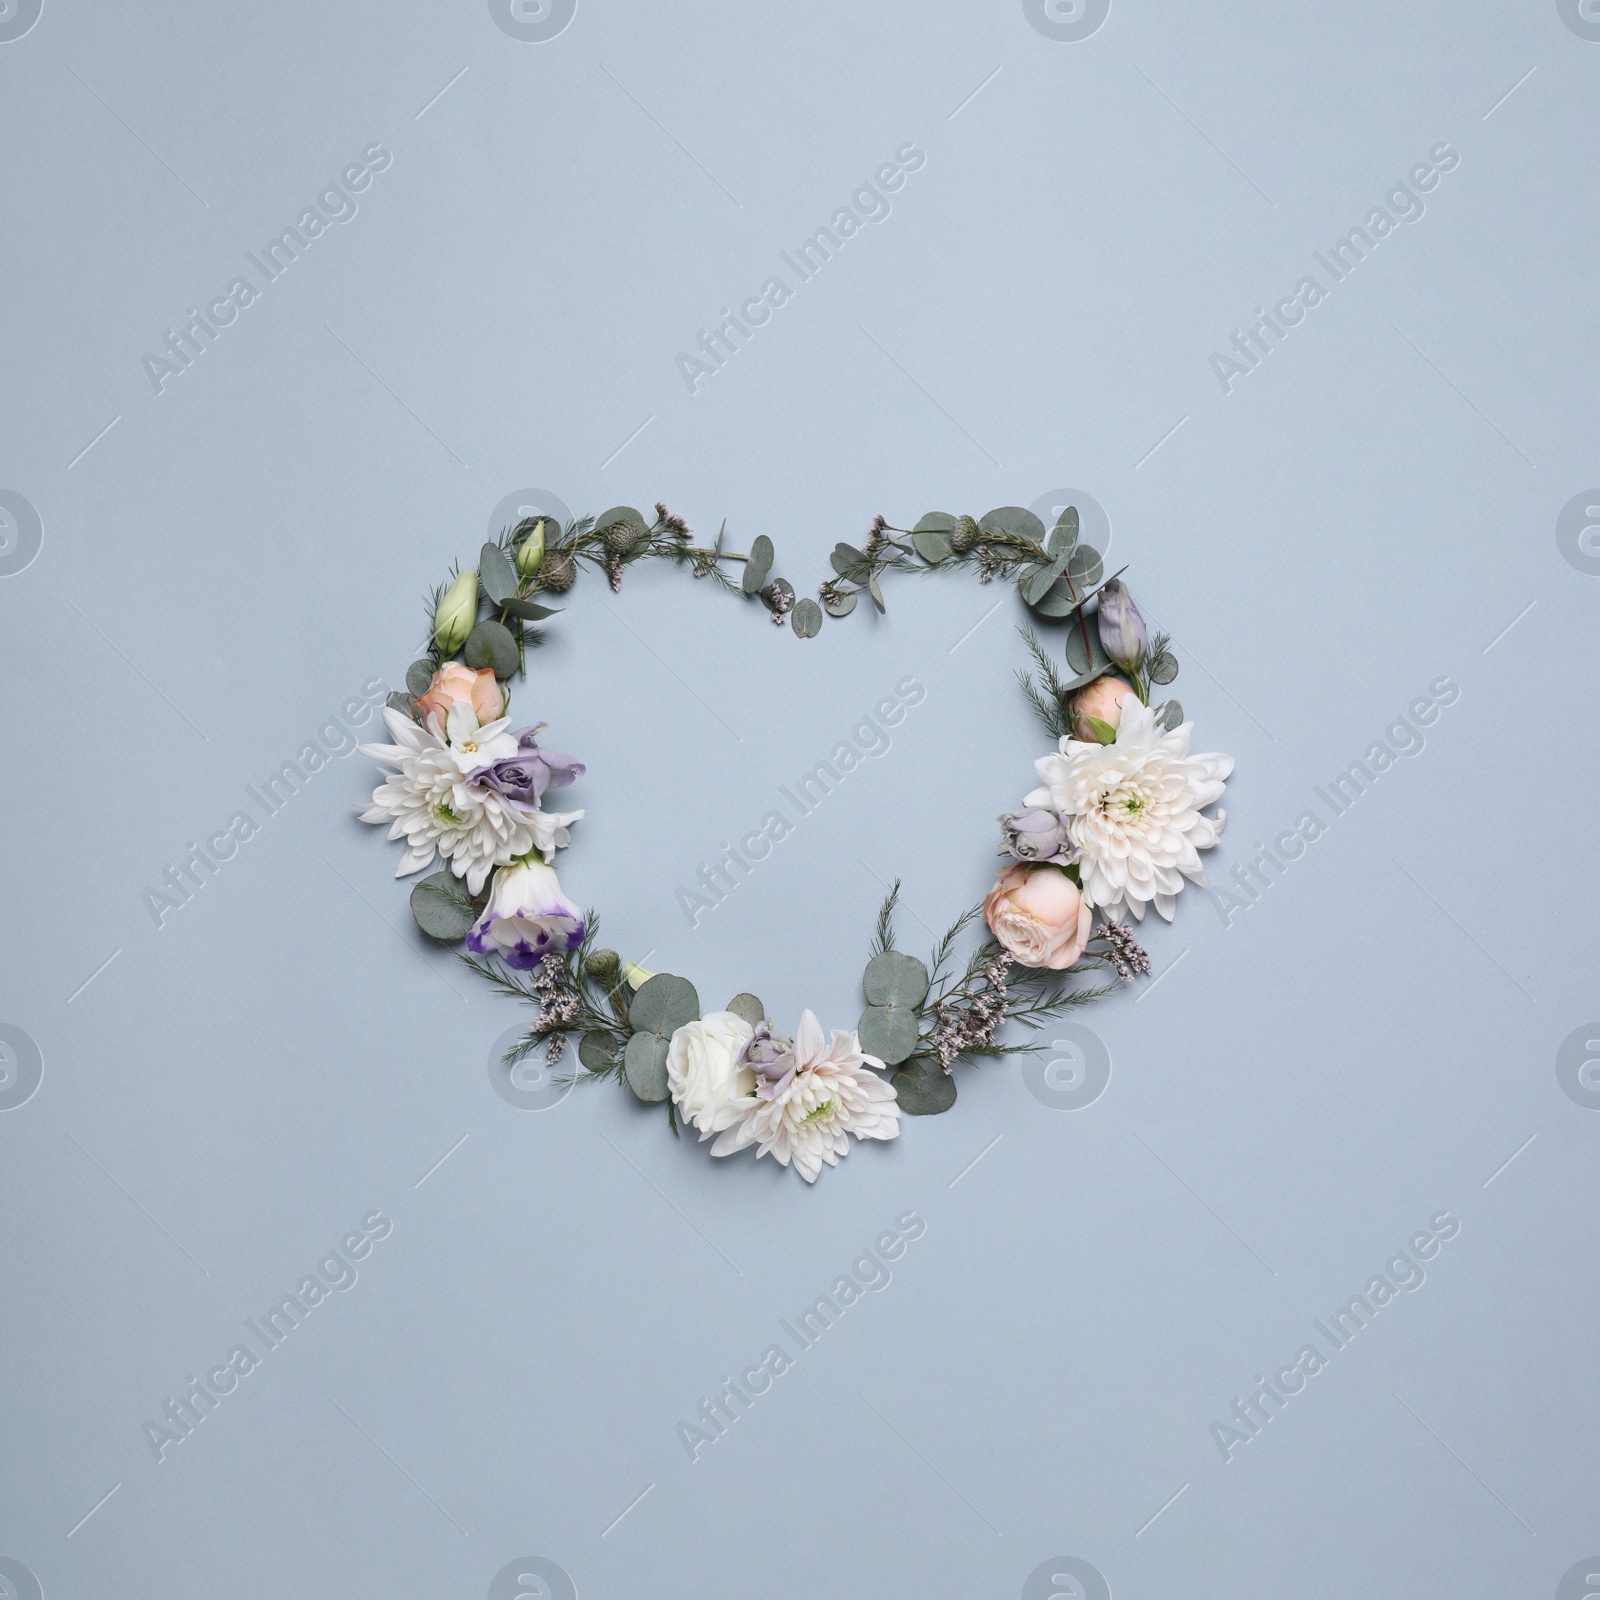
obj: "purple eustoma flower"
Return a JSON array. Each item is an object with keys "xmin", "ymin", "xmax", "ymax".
[
  {"xmin": 465, "ymin": 859, "xmax": 585, "ymax": 969},
  {"xmin": 470, "ymin": 725, "xmax": 585, "ymax": 807}
]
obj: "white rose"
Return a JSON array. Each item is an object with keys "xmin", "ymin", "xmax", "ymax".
[{"xmin": 667, "ymin": 1012, "xmax": 756, "ymax": 1136}]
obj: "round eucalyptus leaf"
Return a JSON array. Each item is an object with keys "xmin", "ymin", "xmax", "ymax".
[
  {"xmin": 624, "ymin": 1033, "xmax": 671, "ymax": 1101},
  {"xmin": 464, "ymin": 618, "xmax": 520, "ymax": 678},
  {"xmin": 912, "ymin": 528, "xmax": 953, "ymax": 564},
  {"xmin": 822, "ymin": 589, "xmax": 858, "ymax": 617},
  {"xmin": 867, "ymin": 574, "xmax": 886, "ymax": 613},
  {"xmin": 479, "ymin": 541, "xmax": 517, "ymax": 605},
  {"xmin": 405, "ymin": 659, "xmax": 435, "ymax": 697},
  {"xmin": 858, "ymin": 1003, "xmax": 920, "ymax": 1065},
  {"xmin": 891, "ymin": 1058, "xmax": 957, "ymax": 1115},
  {"xmin": 792, "ymin": 598, "xmax": 823, "ymax": 637},
  {"xmin": 579, "ymin": 1031, "xmax": 619, "ymax": 1072},
  {"xmin": 1159, "ymin": 698, "xmax": 1184, "ymax": 731},
  {"xmin": 386, "ymin": 691, "xmax": 418, "ymax": 719},
  {"xmin": 501, "ymin": 596, "xmax": 561, "ymax": 621},
  {"xmin": 1149, "ymin": 651, "xmax": 1179, "ymax": 686},
  {"xmin": 913, "ymin": 512, "xmax": 957, "ymax": 533},
  {"xmin": 1021, "ymin": 545, "xmax": 1074, "ymax": 606},
  {"xmin": 726, "ymin": 993, "xmax": 764, "ymax": 1027},
  {"xmin": 595, "ymin": 505, "xmax": 649, "ymax": 536},
  {"xmin": 1047, "ymin": 506, "xmax": 1080, "ymax": 558},
  {"xmin": 742, "ymin": 534, "xmax": 774, "ymax": 595},
  {"xmin": 829, "ymin": 542, "xmax": 868, "ymax": 578},
  {"xmin": 863, "ymin": 950, "xmax": 930, "ymax": 1009},
  {"xmin": 1026, "ymin": 579, "xmax": 1089, "ymax": 620},
  {"xmin": 1066, "ymin": 543, "xmax": 1103, "ymax": 590},
  {"xmin": 1063, "ymin": 619, "xmax": 1112, "ymax": 686},
  {"xmin": 629, "ymin": 973, "xmax": 699, "ymax": 1038},
  {"xmin": 409, "ymin": 871, "xmax": 483, "ymax": 942},
  {"xmin": 979, "ymin": 506, "xmax": 1047, "ymax": 544}
]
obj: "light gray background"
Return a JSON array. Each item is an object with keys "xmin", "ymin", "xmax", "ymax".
[{"xmin": 2, "ymin": 2, "xmax": 1597, "ymax": 1596}]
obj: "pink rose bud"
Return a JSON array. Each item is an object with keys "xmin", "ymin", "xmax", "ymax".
[
  {"xmin": 415, "ymin": 663, "xmax": 504, "ymax": 733},
  {"xmin": 982, "ymin": 863, "xmax": 1093, "ymax": 970},
  {"xmin": 1069, "ymin": 674, "xmax": 1134, "ymax": 743}
]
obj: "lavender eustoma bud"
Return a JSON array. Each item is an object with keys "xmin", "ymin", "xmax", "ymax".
[
  {"xmin": 739, "ymin": 1021, "xmax": 793, "ymax": 1083},
  {"xmin": 999, "ymin": 807, "xmax": 1077, "ymax": 866},
  {"xmin": 1096, "ymin": 578, "xmax": 1147, "ymax": 673}
]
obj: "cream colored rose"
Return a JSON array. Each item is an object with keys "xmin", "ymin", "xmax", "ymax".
[
  {"xmin": 982, "ymin": 863, "xmax": 1093, "ymax": 970},
  {"xmin": 667, "ymin": 1012, "xmax": 756, "ymax": 1135}
]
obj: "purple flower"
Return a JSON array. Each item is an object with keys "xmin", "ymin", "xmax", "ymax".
[
  {"xmin": 465, "ymin": 860, "xmax": 585, "ymax": 969},
  {"xmin": 472, "ymin": 725, "xmax": 585, "ymax": 806},
  {"xmin": 999, "ymin": 807, "xmax": 1077, "ymax": 866},
  {"xmin": 1096, "ymin": 579, "xmax": 1148, "ymax": 673},
  {"xmin": 739, "ymin": 1020, "xmax": 795, "ymax": 1097}
]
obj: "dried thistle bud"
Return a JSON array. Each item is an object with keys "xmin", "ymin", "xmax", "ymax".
[
  {"xmin": 603, "ymin": 520, "xmax": 641, "ymax": 555},
  {"xmin": 539, "ymin": 552, "xmax": 576, "ymax": 591},
  {"xmin": 584, "ymin": 947, "xmax": 621, "ymax": 984},
  {"xmin": 951, "ymin": 515, "xmax": 981, "ymax": 553}
]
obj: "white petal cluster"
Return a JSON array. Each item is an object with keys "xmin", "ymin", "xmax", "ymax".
[
  {"xmin": 705, "ymin": 1011, "xmax": 900, "ymax": 1184},
  {"xmin": 1026, "ymin": 696, "xmax": 1231, "ymax": 922},
  {"xmin": 356, "ymin": 706, "xmax": 581, "ymax": 893}
]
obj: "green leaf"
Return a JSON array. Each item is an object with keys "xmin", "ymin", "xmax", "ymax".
[
  {"xmin": 624, "ymin": 1034, "xmax": 670, "ymax": 1101},
  {"xmin": 385, "ymin": 691, "xmax": 417, "ymax": 719},
  {"xmin": 624, "ymin": 973, "xmax": 698, "ymax": 1103},
  {"xmin": 822, "ymin": 589, "xmax": 858, "ymax": 618},
  {"xmin": 479, "ymin": 541, "xmax": 517, "ymax": 606},
  {"xmin": 858, "ymin": 1003, "xmax": 920, "ymax": 1065},
  {"xmin": 629, "ymin": 973, "xmax": 699, "ymax": 1037},
  {"xmin": 464, "ymin": 619, "xmax": 520, "ymax": 678},
  {"xmin": 913, "ymin": 512, "xmax": 957, "ymax": 533},
  {"xmin": 726, "ymin": 993, "xmax": 764, "ymax": 1026},
  {"xmin": 891, "ymin": 1057, "xmax": 957, "ymax": 1115},
  {"xmin": 579, "ymin": 1031, "xmax": 619, "ymax": 1072},
  {"xmin": 742, "ymin": 534, "xmax": 774, "ymax": 595},
  {"xmin": 867, "ymin": 574, "xmax": 885, "ymax": 613},
  {"xmin": 830, "ymin": 542, "xmax": 869, "ymax": 578},
  {"xmin": 1083, "ymin": 714, "xmax": 1118, "ymax": 745},
  {"xmin": 409, "ymin": 871, "xmax": 483, "ymax": 941},
  {"xmin": 1148, "ymin": 651, "xmax": 1179, "ymax": 686},
  {"xmin": 1063, "ymin": 620, "xmax": 1113, "ymax": 689},
  {"xmin": 1157, "ymin": 698, "xmax": 1184, "ymax": 731},
  {"xmin": 405, "ymin": 659, "xmax": 434, "ymax": 697},
  {"xmin": 500, "ymin": 596, "xmax": 562, "ymax": 621},
  {"xmin": 864, "ymin": 950, "xmax": 930, "ymax": 1008},
  {"xmin": 1021, "ymin": 545, "xmax": 1074, "ymax": 606},
  {"xmin": 1047, "ymin": 506, "xmax": 1080, "ymax": 558},
  {"xmin": 1026, "ymin": 579, "xmax": 1090, "ymax": 620},
  {"xmin": 979, "ymin": 506, "xmax": 1046, "ymax": 544},
  {"xmin": 912, "ymin": 528, "xmax": 953, "ymax": 564},
  {"xmin": 769, "ymin": 577, "xmax": 795, "ymax": 608},
  {"xmin": 792, "ymin": 598, "xmax": 823, "ymax": 637},
  {"xmin": 1067, "ymin": 543, "xmax": 1103, "ymax": 590},
  {"xmin": 596, "ymin": 505, "xmax": 649, "ymax": 536}
]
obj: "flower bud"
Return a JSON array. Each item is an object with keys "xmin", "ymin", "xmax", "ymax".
[
  {"xmin": 1096, "ymin": 579, "xmax": 1147, "ymax": 672},
  {"xmin": 540, "ymin": 553, "xmax": 576, "ymax": 592},
  {"xmin": 999, "ymin": 807, "xmax": 1076, "ymax": 866},
  {"xmin": 1068, "ymin": 674, "xmax": 1133, "ymax": 743},
  {"xmin": 583, "ymin": 947, "xmax": 621, "ymax": 985},
  {"xmin": 738, "ymin": 1020, "xmax": 794, "ymax": 1082},
  {"xmin": 514, "ymin": 517, "xmax": 546, "ymax": 577},
  {"xmin": 433, "ymin": 570, "xmax": 478, "ymax": 654}
]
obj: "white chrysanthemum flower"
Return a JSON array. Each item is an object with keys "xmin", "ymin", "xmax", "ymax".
[
  {"xmin": 356, "ymin": 706, "xmax": 581, "ymax": 893},
  {"xmin": 1025, "ymin": 695, "xmax": 1231, "ymax": 923},
  {"xmin": 709, "ymin": 1010, "xmax": 899, "ymax": 1184}
]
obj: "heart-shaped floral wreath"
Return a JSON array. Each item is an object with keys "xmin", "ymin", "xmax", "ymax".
[{"xmin": 357, "ymin": 504, "xmax": 1233, "ymax": 1182}]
